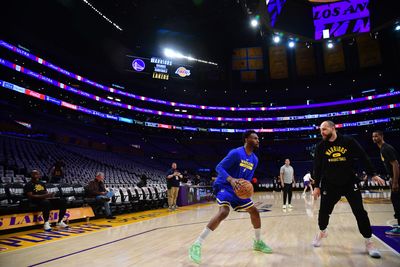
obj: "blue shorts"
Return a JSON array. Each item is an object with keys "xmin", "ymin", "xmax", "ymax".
[{"xmin": 215, "ymin": 186, "xmax": 253, "ymax": 211}]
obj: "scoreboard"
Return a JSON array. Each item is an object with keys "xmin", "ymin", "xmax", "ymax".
[{"xmin": 125, "ymin": 55, "xmax": 193, "ymax": 81}]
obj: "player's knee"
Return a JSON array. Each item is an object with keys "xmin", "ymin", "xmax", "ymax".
[
  {"xmin": 247, "ymin": 206, "xmax": 258, "ymax": 215},
  {"xmin": 219, "ymin": 208, "xmax": 230, "ymax": 219}
]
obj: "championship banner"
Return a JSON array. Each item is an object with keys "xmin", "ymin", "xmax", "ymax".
[
  {"xmin": 247, "ymin": 47, "xmax": 263, "ymax": 58},
  {"xmin": 323, "ymin": 42, "xmax": 345, "ymax": 73},
  {"xmin": 232, "ymin": 48, "xmax": 247, "ymax": 58},
  {"xmin": 295, "ymin": 43, "xmax": 316, "ymax": 76},
  {"xmin": 247, "ymin": 59, "xmax": 264, "ymax": 70},
  {"xmin": 269, "ymin": 45, "xmax": 288, "ymax": 79},
  {"xmin": 0, "ymin": 207, "xmax": 94, "ymax": 231},
  {"xmin": 232, "ymin": 47, "xmax": 263, "ymax": 71},
  {"xmin": 357, "ymin": 34, "xmax": 382, "ymax": 68},
  {"xmin": 232, "ymin": 59, "xmax": 248, "ymax": 70}
]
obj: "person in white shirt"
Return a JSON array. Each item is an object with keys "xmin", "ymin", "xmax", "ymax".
[{"xmin": 302, "ymin": 171, "xmax": 314, "ymax": 197}]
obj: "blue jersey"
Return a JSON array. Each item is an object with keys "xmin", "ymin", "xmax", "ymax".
[
  {"xmin": 213, "ymin": 146, "xmax": 258, "ymax": 211},
  {"xmin": 214, "ymin": 146, "xmax": 258, "ymax": 189}
]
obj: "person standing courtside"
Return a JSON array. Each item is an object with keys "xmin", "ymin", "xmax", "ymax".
[
  {"xmin": 166, "ymin": 162, "xmax": 182, "ymax": 211},
  {"xmin": 372, "ymin": 130, "xmax": 400, "ymax": 236},
  {"xmin": 302, "ymin": 171, "xmax": 314, "ymax": 198},
  {"xmin": 312, "ymin": 121, "xmax": 385, "ymax": 258},
  {"xmin": 280, "ymin": 159, "xmax": 295, "ymax": 210}
]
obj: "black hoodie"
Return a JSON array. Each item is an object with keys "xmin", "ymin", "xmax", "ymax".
[{"xmin": 313, "ymin": 133, "xmax": 376, "ymax": 188}]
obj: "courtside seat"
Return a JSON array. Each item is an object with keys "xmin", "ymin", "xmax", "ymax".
[
  {"xmin": 119, "ymin": 187, "xmax": 133, "ymax": 211},
  {"xmin": 46, "ymin": 183, "xmax": 62, "ymax": 197},
  {"xmin": 127, "ymin": 186, "xmax": 140, "ymax": 211},
  {"xmin": 108, "ymin": 187, "xmax": 124, "ymax": 214},
  {"xmin": 59, "ymin": 183, "xmax": 80, "ymax": 207},
  {"xmin": 0, "ymin": 184, "xmax": 9, "ymax": 215},
  {"xmin": 6, "ymin": 182, "xmax": 30, "ymax": 212}
]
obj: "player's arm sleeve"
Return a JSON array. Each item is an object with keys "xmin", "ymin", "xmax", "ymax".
[
  {"xmin": 215, "ymin": 149, "xmax": 238, "ymax": 180},
  {"xmin": 351, "ymin": 138, "xmax": 377, "ymax": 176},
  {"xmin": 313, "ymin": 144, "xmax": 323, "ymax": 188}
]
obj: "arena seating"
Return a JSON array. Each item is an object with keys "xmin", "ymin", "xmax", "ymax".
[{"xmin": 0, "ymin": 135, "xmax": 169, "ymax": 217}]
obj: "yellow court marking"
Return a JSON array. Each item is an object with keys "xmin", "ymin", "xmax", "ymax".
[{"xmin": 0, "ymin": 203, "xmax": 214, "ymax": 253}]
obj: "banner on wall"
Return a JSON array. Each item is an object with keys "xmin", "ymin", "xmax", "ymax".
[{"xmin": 269, "ymin": 45, "xmax": 288, "ymax": 79}]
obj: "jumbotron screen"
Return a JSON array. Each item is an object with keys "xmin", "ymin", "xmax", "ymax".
[{"xmin": 124, "ymin": 54, "xmax": 193, "ymax": 81}]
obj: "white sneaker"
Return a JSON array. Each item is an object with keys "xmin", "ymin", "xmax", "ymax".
[
  {"xmin": 288, "ymin": 204, "xmax": 294, "ymax": 209},
  {"xmin": 365, "ymin": 240, "xmax": 381, "ymax": 258},
  {"xmin": 57, "ymin": 221, "xmax": 69, "ymax": 228},
  {"xmin": 282, "ymin": 205, "xmax": 287, "ymax": 210},
  {"xmin": 312, "ymin": 230, "xmax": 328, "ymax": 247},
  {"xmin": 44, "ymin": 221, "xmax": 52, "ymax": 231}
]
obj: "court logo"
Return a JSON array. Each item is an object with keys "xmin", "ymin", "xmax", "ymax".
[
  {"xmin": 175, "ymin": 67, "xmax": 191, "ymax": 77},
  {"xmin": 132, "ymin": 59, "xmax": 145, "ymax": 72}
]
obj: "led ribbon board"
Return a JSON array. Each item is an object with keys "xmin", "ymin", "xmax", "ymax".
[
  {"xmin": 1, "ymin": 40, "xmax": 397, "ymax": 112},
  {"xmin": 0, "ymin": 80, "xmax": 395, "ymax": 133},
  {"xmin": 1, "ymin": 58, "xmax": 399, "ymax": 123}
]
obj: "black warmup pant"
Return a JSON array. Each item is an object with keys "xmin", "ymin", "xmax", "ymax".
[
  {"xmin": 391, "ymin": 191, "xmax": 400, "ymax": 225},
  {"xmin": 283, "ymin": 183, "xmax": 293, "ymax": 205},
  {"xmin": 318, "ymin": 183, "xmax": 372, "ymax": 238},
  {"xmin": 33, "ymin": 198, "xmax": 67, "ymax": 222}
]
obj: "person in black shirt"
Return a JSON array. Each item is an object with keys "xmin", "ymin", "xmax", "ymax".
[
  {"xmin": 137, "ymin": 174, "xmax": 148, "ymax": 188},
  {"xmin": 24, "ymin": 170, "xmax": 69, "ymax": 231},
  {"xmin": 312, "ymin": 121, "xmax": 385, "ymax": 258},
  {"xmin": 372, "ymin": 130, "xmax": 400, "ymax": 236},
  {"xmin": 166, "ymin": 162, "xmax": 182, "ymax": 211},
  {"xmin": 49, "ymin": 160, "xmax": 65, "ymax": 183}
]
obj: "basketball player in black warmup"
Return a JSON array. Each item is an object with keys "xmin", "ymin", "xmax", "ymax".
[
  {"xmin": 372, "ymin": 130, "xmax": 400, "ymax": 236},
  {"xmin": 312, "ymin": 121, "xmax": 385, "ymax": 258}
]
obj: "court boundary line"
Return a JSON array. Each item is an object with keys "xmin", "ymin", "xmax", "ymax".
[
  {"xmin": 26, "ymin": 209, "xmax": 398, "ymax": 266},
  {"xmin": 372, "ymin": 233, "xmax": 400, "ymax": 256}
]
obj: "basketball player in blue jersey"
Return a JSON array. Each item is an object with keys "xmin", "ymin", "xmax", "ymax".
[{"xmin": 189, "ymin": 130, "xmax": 272, "ymax": 264}]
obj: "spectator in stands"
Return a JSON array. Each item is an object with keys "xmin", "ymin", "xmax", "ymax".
[
  {"xmin": 181, "ymin": 170, "xmax": 189, "ymax": 184},
  {"xmin": 49, "ymin": 160, "xmax": 65, "ymax": 183},
  {"xmin": 273, "ymin": 176, "xmax": 281, "ymax": 192},
  {"xmin": 137, "ymin": 174, "xmax": 148, "ymax": 188},
  {"xmin": 211, "ymin": 172, "xmax": 217, "ymax": 185},
  {"xmin": 280, "ymin": 159, "xmax": 295, "ymax": 210},
  {"xmin": 24, "ymin": 170, "xmax": 69, "ymax": 231},
  {"xmin": 86, "ymin": 172, "xmax": 116, "ymax": 219},
  {"xmin": 166, "ymin": 162, "xmax": 182, "ymax": 211},
  {"xmin": 193, "ymin": 174, "xmax": 201, "ymax": 185}
]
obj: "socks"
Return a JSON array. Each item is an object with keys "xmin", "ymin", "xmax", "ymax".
[
  {"xmin": 255, "ymin": 228, "xmax": 261, "ymax": 241},
  {"xmin": 196, "ymin": 227, "xmax": 212, "ymax": 244}
]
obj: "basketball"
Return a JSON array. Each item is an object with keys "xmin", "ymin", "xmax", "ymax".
[{"xmin": 234, "ymin": 179, "xmax": 254, "ymax": 199}]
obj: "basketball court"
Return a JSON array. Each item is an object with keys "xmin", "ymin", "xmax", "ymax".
[{"xmin": 0, "ymin": 191, "xmax": 398, "ymax": 266}]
